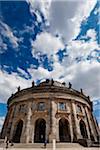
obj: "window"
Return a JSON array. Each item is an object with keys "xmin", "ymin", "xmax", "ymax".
[
  {"xmin": 38, "ymin": 102, "xmax": 45, "ymax": 111},
  {"xmin": 58, "ymin": 102, "xmax": 66, "ymax": 111},
  {"xmin": 19, "ymin": 104, "xmax": 26, "ymax": 113},
  {"xmin": 77, "ymin": 105, "xmax": 82, "ymax": 113}
]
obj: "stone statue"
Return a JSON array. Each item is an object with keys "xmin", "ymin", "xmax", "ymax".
[
  {"xmin": 46, "ymin": 79, "xmax": 50, "ymax": 83},
  {"xmin": 17, "ymin": 86, "xmax": 20, "ymax": 92},
  {"xmin": 51, "ymin": 79, "xmax": 54, "ymax": 85},
  {"xmin": 68, "ymin": 82, "xmax": 72, "ymax": 89},
  {"xmin": 87, "ymin": 96, "xmax": 90, "ymax": 100},
  {"xmin": 32, "ymin": 81, "xmax": 34, "ymax": 87},
  {"xmin": 80, "ymin": 88, "xmax": 83, "ymax": 94},
  {"xmin": 11, "ymin": 93, "xmax": 14, "ymax": 97}
]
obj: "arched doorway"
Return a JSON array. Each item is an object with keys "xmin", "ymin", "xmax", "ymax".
[
  {"xmin": 59, "ymin": 118, "xmax": 71, "ymax": 142},
  {"xmin": 80, "ymin": 120, "xmax": 88, "ymax": 139},
  {"xmin": 13, "ymin": 120, "xmax": 23, "ymax": 143},
  {"xmin": 34, "ymin": 118, "xmax": 46, "ymax": 143}
]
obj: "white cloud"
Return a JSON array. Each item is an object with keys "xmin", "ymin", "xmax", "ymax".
[
  {"xmin": 29, "ymin": 0, "xmax": 96, "ymax": 42},
  {"xmin": 67, "ymin": 29, "xmax": 99, "ymax": 61},
  {"xmin": 0, "ymin": 58, "xmax": 100, "ymax": 104},
  {"xmin": 0, "ymin": 116, "xmax": 5, "ymax": 133},
  {"xmin": 86, "ymin": 29, "xmax": 97, "ymax": 40},
  {"xmin": 63, "ymin": 61, "xmax": 100, "ymax": 100},
  {"xmin": 0, "ymin": 70, "xmax": 32, "ymax": 103},
  {"xmin": 17, "ymin": 67, "xmax": 29, "ymax": 78},
  {"xmin": 31, "ymin": 32, "xmax": 64, "ymax": 57},
  {"xmin": 0, "ymin": 0, "xmax": 99, "ymax": 105},
  {"xmin": 28, "ymin": 66, "xmax": 50, "ymax": 81},
  {"xmin": 28, "ymin": 0, "xmax": 99, "ymax": 64},
  {"xmin": 35, "ymin": 10, "xmax": 43, "ymax": 23},
  {"xmin": 0, "ymin": 37, "xmax": 7, "ymax": 53},
  {"xmin": 28, "ymin": 59, "xmax": 100, "ymax": 101},
  {"xmin": 49, "ymin": 0, "xmax": 96, "ymax": 42},
  {"xmin": 28, "ymin": 0, "xmax": 52, "ymax": 21},
  {"xmin": 29, "ymin": 0, "xmax": 99, "ymax": 63},
  {"xmin": 0, "ymin": 21, "xmax": 19, "ymax": 52},
  {"xmin": 19, "ymin": 25, "xmax": 35, "ymax": 35},
  {"xmin": 94, "ymin": 7, "xmax": 100, "ymax": 15}
]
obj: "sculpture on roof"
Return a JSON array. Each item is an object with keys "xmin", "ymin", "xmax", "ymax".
[
  {"xmin": 51, "ymin": 79, "xmax": 54, "ymax": 85},
  {"xmin": 32, "ymin": 81, "xmax": 35, "ymax": 87},
  {"xmin": 80, "ymin": 88, "xmax": 83, "ymax": 94},
  {"xmin": 68, "ymin": 82, "xmax": 72, "ymax": 89},
  {"xmin": 17, "ymin": 86, "xmax": 20, "ymax": 92}
]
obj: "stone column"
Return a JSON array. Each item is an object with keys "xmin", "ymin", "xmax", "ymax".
[
  {"xmin": 46, "ymin": 120, "xmax": 49, "ymax": 142},
  {"xmin": 1, "ymin": 110, "xmax": 11, "ymax": 139},
  {"xmin": 49, "ymin": 100, "xmax": 57, "ymax": 142},
  {"xmin": 56, "ymin": 119, "xmax": 59, "ymax": 142},
  {"xmin": 69, "ymin": 115, "xmax": 73, "ymax": 142},
  {"xmin": 71, "ymin": 102, "xmax": 81, "ymax": 139},
  {"xmin": 23, "ymin": 102, "xmax": 32, "ymax": 143},
  {"xmin": 30, "ymin": 123, "xmax": 34, "ymax": 143},
  {"xmin": 92, "ymin": 114, "xmax": 100, "ymax": 136},
  {"xmin": 81, "ymin": 106, "xmax": 90, "ymax": 139},
  {"xmin": 85, "ymin": 106, "xmax": 97, "ymax": 142},
  {"xmin": 9, "ymin": 105, "xmax": 17, "ymax": 141}
]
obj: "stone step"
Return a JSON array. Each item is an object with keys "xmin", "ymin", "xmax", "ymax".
[
  {"xmin": 91, "ymin": 143, "xmax": 100, "ymax": 147},
  {"xmin": 11, "ymin": 143, "xmax": 82, "ymax": 148},
  {"xmin": 0, "ymin": 139, "xmax": 4, "ymax": 148}
]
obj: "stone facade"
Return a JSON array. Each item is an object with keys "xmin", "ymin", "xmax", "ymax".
[{"xmin": 0, "ymin": 80, "xmax": 99, "ymax": 143}]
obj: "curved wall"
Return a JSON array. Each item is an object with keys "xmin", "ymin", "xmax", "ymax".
[{"xmin": 1, "ymin": 81, "xmax": 99, "ymax": 143}]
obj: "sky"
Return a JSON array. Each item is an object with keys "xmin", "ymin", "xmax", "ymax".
[{"xmin": 0, "ymin": 0, "xmax": 100, "ymax": 132}]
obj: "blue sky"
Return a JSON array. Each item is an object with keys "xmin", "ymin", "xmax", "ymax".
[{"xmin": 0, "ymin": 0, "xmax": 100, "ymax": 131}]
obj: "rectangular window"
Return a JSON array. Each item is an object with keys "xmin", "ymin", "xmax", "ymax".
[
  {"xmin": 58, "ymin": 102, "xmax": 66, "ymax": 111},
  {"xmin": 38, "ymin": 102, "xmax": 45, "ymax": 111},
  {"xmin": 76, "ymin": 105, "xmax": 82, "ymax": 113}
]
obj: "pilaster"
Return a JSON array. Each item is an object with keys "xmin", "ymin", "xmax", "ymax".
[
  {"xmin": 46, "ymin": 120, "xmax": 49, "ymax": 142},
  {"xmin": 49, "ymin": 100, "xmax": 57, "ymax": 142},
  {"xmin": 85, "ymin": 106, "xmax": 97, "ymax": 142},
  {"xmin": 9, "ymin": 105, "xmax": 17, "ymax": 141},
  {"xmin": 92, "ymin": 114, "xmax": 100, "ymax": 137},
  {"xmin": 69, "ymin": 115, "xmax": 73, "ymax": 142},
  {"xmin": 71, "ymin": 101, "xmax": 81, "ymax": 140},
  {"xmin": 81, "ymin": 106, "xmax": 90, "ymax": 139},
  {"xmin": 29, "ymin": 124, "xmax": 34, "ymax": 143},
  {"xmin": 56, "ymin": 119, "xmax": 59, "ymax": 142},
  {"xmin": 23, "ymin": 102, "xmax": 32, "ymax": 143}
]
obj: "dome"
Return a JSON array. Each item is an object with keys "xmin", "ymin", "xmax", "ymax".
[{"xmin": 7, "ymin": 79, "xmax": 90, "ymax": 107}]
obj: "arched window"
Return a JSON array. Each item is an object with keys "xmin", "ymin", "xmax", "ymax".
[
  {"xmin": 80, "ymin": 120, "xmax": 88, "ymax": 139},
  {"xmin": 34, "ymin": 118, "xmax": 46, "ymax": 143},
  {"xmin": 12, "ymin": 120, "xmax": 23, "ymax": 143},
  {"xmin": 38, "ymin": 102, "xmax": 45, "ymax": 111},
  {"xmin": 59, "ymin": 118, "xmax": 71, "ymax": 142}
]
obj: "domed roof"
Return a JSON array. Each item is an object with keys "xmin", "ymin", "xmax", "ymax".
[
  {"xmin": 38, "ymin": 79, "xmax": 66, "ymax": 87},
  {"xmin": 7, "ymin": 79, "xmax": 91, "ymax": 106}
]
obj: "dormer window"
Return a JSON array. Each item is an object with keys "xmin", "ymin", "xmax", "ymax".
[
  {"xmin": 38, "ymin": 102, "xmax": 45, "ymax": 111},
  {"xmin": 58, "ymin": 102, "xmax": 66, "ymax": 111}
]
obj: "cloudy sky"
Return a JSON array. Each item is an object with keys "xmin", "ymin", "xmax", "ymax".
[{"xmin": 0, "ymin": 0, "xmax": 100, "ymax": 131}]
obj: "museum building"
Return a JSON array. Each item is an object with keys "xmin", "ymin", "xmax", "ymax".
[{"xmin": 0, "ymin": 79, "xmax": 99, "ymax": 143}]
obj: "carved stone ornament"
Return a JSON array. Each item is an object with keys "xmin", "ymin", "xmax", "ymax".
[
  {"xmin": 55, "ymin": 112, "xmax": 70, "ymax": 119},
  {"xmin": 77, "ymin": 113, "xmax": 84, "ymax": 120}
]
